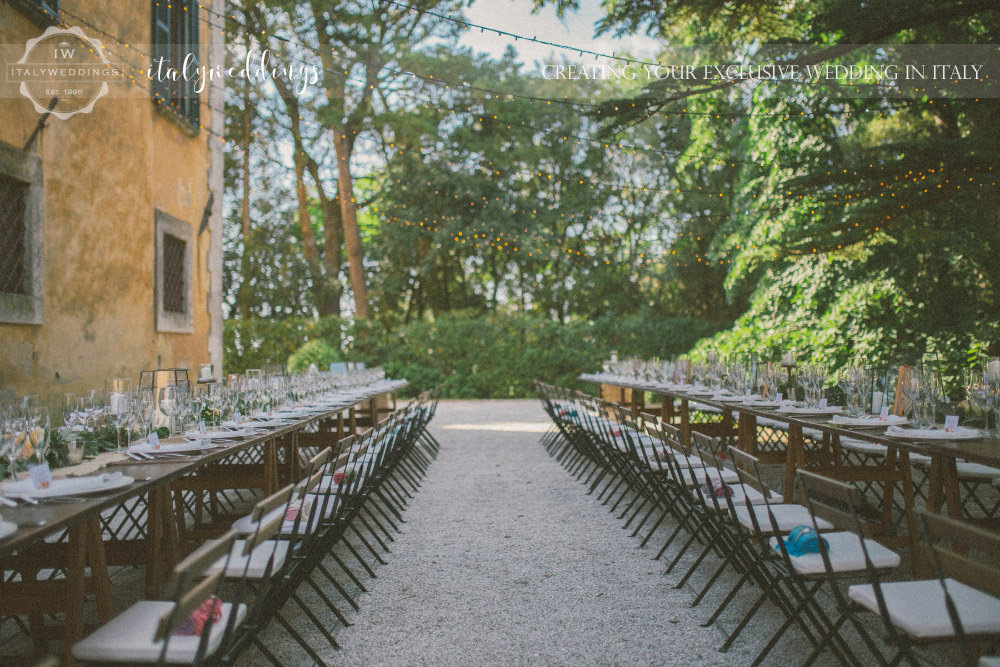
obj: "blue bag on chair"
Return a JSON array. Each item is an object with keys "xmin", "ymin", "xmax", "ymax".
[{"xmin": 777, "ymin": 525, "xmax": 829, "ymax": 557}]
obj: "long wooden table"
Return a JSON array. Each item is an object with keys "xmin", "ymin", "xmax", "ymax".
[
  {"xmin": 584, "ymin": 374, "xmax": 1000, "ymax": 571},
  {"xmin": 0, "ymin": 380, "xmax": 406, "ymax": 665}
]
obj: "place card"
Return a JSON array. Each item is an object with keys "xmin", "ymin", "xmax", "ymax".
[
  {"xmin": 199, "ymin": 421, "xmax": 207, "ymax": 434},
  {"xmin": 818, "ymin": 398, "xmax": 828, "ymax": 410},
  {"xmin": 880, "ymin": 406, "xmax": 890, "ymax": 419},
  {"xmin": 29, "ymin": 464, "xmax": 52, "ymax": 490},
  {"xmin": 775, "ymin": 392, "xmax": 783, "ymax": 402},
  {"xmin": 944, "ymin": 415, "xmax": 960, "ymax": 432},
  {"xmin": 147, "ymin": 432, "xmax": 160, "ymax": 449}
]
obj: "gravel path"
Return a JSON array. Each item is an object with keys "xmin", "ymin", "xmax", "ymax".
[{"xmin": 323, "ymin": 399, "xmax": 745, "ymax": 666}]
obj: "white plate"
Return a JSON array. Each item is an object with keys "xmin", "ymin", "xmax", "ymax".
[
  {"xmin": 0, "ymin": 519, "xmax": 16, "ymax": 540},
  {"xmin": 183, "ymin": 428, "xmax": 253, "ymax": 440},
  {"xmin": 777, "ymin": 406, "xmax": 844, "ymax": 416},
  {"xmin": 886, "ymin": 426, "xmax": 981, "ymax": 440},
  {"xmin": 832, "ymin": 415, "xmax": 908, "ymax": 427},
  {"xmin": 223, "ymin": 419, "xmax": 288, "ymax": 429},
  {"xmin": 130, "ymin": 441, "xmax": 221, "ymax": 455},
  {"xmin": 268, "ymin": 411, "xmax": 311, "ymax": 419},
  {"xmin": 746, "ymin": 399, "xmax": 782, "ymax": 408},
  {"xmin": 3, "ymin": 473, "xmax": 134, "ymax": 499}
]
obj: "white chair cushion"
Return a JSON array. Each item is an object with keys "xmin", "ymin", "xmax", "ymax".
[
  {"xmin": 980, "ymin": 657, "xmax": 1000, "ymax": 667},
  {"xmin": 207, "ymin": 539, "xmax": 289, "ymax": 579},
  {"xmin": 770, "ymin": 531, "xmax": 900, "ymax": 574},
  {"xmin": 231, "ymin": 494, "xmax": 336, "ymax": 537},
  {"xmin": 910, "ymin": 459, "xmax": 1000, "ymax": 479},
  {"xmin": 848, "ymin": 578, "xmax": 1000, "ymax": 639},
  {"xmin": 702, "ymin": 483, "xmax": 782, "ymax": 508},
  {"xmin": 840, "ymin": 438, "xmax": 888, "ymax": 455},
  {"xmin": 676, "ymin": 467, "xmax": 739, "ymax": 488},
  {"xmin": 73, "ymin": 600, "xmax": 246, "ymax": 663},
  {"xmin": 734, "ymin": 504, "xmax": 833, "ymax": 533},
  {"xmin": 803, "ymin": 427, "xmax": 826, "ymax": 441}
]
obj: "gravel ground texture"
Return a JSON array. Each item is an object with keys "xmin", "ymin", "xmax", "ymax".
[{"xmin": 311, "ymin": 399, "xmax": 807, "ymax": 667}]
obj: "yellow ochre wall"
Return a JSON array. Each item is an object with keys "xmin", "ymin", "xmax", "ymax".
[{"xmin": 0, "ymin": 0, "xmax": 224, "ymax": 403}]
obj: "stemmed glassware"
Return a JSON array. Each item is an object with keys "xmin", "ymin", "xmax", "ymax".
[
  {"xmin": 62, "ymin": 392, "xmax": 84, "ymax": 433},
  {"xmin": 106, "ymin": 379, "xmax": 132, "ymax": 452},
  {"xmin": 798, "ymin": 364, "xmax": 826, "ymax": 408},
  {"xmin": 900, "ymin": 369, "xmax": 935, "ymax": 429},
  {"xmin": 132, "ymin": 389, "xmax": 154, "ymax": 439},
  {"xmin": 1, "ymin": 406, "xmax": 21, "ymax": 481},
  {"xmin": 966, "ymin": 368, "xmax": 999, "ymax": 438},
  {"xmin": 156, "ymin": 386, "xmax": 178, "ymax": 436},
  {"xmin": 28, "ymin": 406, "xmax": 50, "ymax": 467},
  {"xmin": 837, "ymin": 366, "xmax": 873, "ymax": 417}
]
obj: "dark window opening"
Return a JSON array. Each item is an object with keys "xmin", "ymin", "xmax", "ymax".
[
  {"xmin": 0, "ymin": 173, "xmax": 29, "ymax": 295},
  {"xmin": 162, "ymin": 234, "xmax": 186, "ymax": 313}
]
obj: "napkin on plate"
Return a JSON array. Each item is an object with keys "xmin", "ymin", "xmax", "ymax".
[
  {"xmin": 832, "ymin": 414, "xmax": 908, "ymax": 426},
  {"xmin": 886, "ymin": 425, "xmax": 980, "ymax": 439}
]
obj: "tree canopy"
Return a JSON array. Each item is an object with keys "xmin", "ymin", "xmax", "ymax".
[{"xmin": 222, "ymin": 0, "xmax": 1000, "ymax": 390}]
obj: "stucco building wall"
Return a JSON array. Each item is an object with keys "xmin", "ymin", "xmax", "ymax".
[{"xmin": 0, "ymin": 0, "xmax": 223, "ymax": 400}]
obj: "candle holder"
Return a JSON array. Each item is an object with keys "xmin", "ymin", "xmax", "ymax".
[
  {"xmin": 781, "ymin": 359, "xmax": 797, "ymax": 401},
  {"xmin": 197, "ymin": 363, "xmax": 216, "ymax": 385}
]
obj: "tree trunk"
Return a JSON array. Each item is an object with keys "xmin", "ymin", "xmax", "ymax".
[
  {"xmin": 238, "ymin": 87, "xmax": 253, "ymax": 319},
  {"xmin": 333, "ymin": 131, "xmax": 371, "ymax": 319}
]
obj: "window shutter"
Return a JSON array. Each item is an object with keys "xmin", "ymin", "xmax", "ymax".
[
  {"xmin": 183, "ymin": 1, "xmax": 200, "ymax": 124},
  {"xmin": 151, "ymin": 1, "xmax": 171, "ymax": 103},
  {"xmin": 38, "ymin": 0, "xmax": 59, "ymax": 19},
  {"xmin": 9, "ymin": 0, "xmax": 60, "ymax": 24}
]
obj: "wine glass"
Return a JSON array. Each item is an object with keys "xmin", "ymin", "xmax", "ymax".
[
  {"xmin": 131, "ymin": 390, "xmax": 154, "ymax": 442},
  {"xmin": 28, "ymin": 406, "xmax": 50, "ymax": 467},
  {"xmin": 1, "ymin": 407, "xmax": 21, "ymax": 481},
  {"xmin": 156, "ymin": 386, "xmax": 178, "ymax": 436},
  {"xmin": 62, "ymin": 392, "xmax": 82, "ymax": 432}
]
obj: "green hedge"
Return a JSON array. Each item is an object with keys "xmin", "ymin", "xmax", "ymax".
[{"xmin": 224, "ymin": 311, "xmax": 725, "ymax": 398}]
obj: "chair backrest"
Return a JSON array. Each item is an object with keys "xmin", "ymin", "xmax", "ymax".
[
  {"xmin": 156, "ymin": 529, "xmax": 239, "ymax": 642},
  {"xmin": 691, "ymin": 431, "xmax": 725, "ymax": 458},
  {"xmin": 726, "ymin": 446, "xmax": 770, "ymax": 498},
  {"xmin": 796, "ymin": 469, "xmax": 872, "ymax": 536},
  {"xmin": 921, "ymin": 511, "xmax": 1000, "ymax": 600},
  {"xmin": 659, "ymin": 423, "xmax": 686, "ymax": 454},
  {"xmin": 246, "ymin": 485, "xmax": 297, "ymax": 551}
]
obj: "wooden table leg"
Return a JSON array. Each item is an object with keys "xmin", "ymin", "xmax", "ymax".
[
  {"xmin": 679, "ymin": 399, "xmax": 691, "ymax": 451},
  {"xmin": 62, "ymin": 522, "xmax": 88, "ymax": 666},
  {"xmin": 84, "ymin": 517, "xmax": 114, "ymax": 623},
  {"xmin": 943, "ymin": 459, "xmax": 962, "ymax": 518},
  {"xmin": 927, "ymin": 456, "xmax": 945, "ymax": 514},
  {"xmin": 896, "ymin": 450, "xmax": 928, "ymax": 577},
  {"xmin": 287, "ymin": 431, "xmax": 301, "ymax": 484},
  {"xmin": 737, "ymin": 412, "xmax": 758, "ymax": 456},
  {"xmin": 145, "ymin": 485, "xmax": 179, "ymax": 597},
  {"xmin": 349, "ymin": 407, "xmax": 357, "ymax": 435},
  {"xmin": 264, "ymin": 440, "xmax": 279, "ymax": 494},
  {"xmin": 145, "ymin": 489, "xmax": 163, "ymax": 598},
  {"xmin": 785, "ymin": 424, "xmax": 805, "ymax": 502}
]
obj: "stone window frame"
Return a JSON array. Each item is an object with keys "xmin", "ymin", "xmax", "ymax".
[
  {"xmin": 0, "ymin": 142, "xmax": 43, "ymax": 326},
  {"xmin": 154, "ymin": 210, "xmax": 193, "ymax": 333}
]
